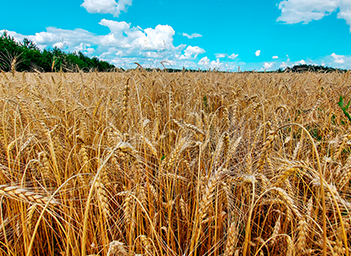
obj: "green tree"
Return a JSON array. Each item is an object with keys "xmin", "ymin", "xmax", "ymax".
[{"xmin": 0, "ymin": 31, "xmax": 115, "ymax": 72}]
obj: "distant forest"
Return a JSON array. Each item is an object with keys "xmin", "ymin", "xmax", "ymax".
[
  {"xmin": 0, "ymin": 31, "xmax": 115, "ymax": 72},
  {"xmin": 279, "ymin": 64, "xmax": 347, "ymax": 73}
]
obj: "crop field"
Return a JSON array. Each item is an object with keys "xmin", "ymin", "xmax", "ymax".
[{"xmin": 0, "ymin": 70, "xmax": 350, "ymax": 255}]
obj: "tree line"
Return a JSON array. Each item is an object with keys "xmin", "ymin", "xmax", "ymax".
[
  {"xmin": 279, "ymin": 64, "xmax": 347, "ymax": 73},
  {"xmin": 0, "ymin": 31, "xmax": 115, "ymax": 72}
]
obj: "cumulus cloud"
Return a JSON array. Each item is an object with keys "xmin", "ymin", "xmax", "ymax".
[
  {"xmin": 210, "ymin": 59, "xmax": 223, "ymax": 69},
  {"xmin": 263, "ymin": 62, "xmax": 274, "ymax": 70},
  {"xmin": 182, "ymin": 33, "xmax": 202, "ymax": 39},
  {"xmin": 272, "ymin": 56, "xmax": 279, "ymax": 59},
  {"xmin": 198, "ymin": 56, "xmax": 210, "ymax": 66},
  {"xmin": 255, "ymin": 50, "xmax": 261, "ymax": 57},
  {"xmin": 296, "ymin": 59, "xmax": 306, "ymax": 65},
  {"xmin": 277, "ymin": 0, "xmax": 351, "ymax": 31},
  {"xmin": 331, "ymin": 53, "xmax": 345, "ymax": 63},
  {"xmin": 97, "ymin": 19, "xmax": 178, "ymax": 56},
  {"xmin": 2, "ymin": 27, "xmax": 96, "ymax": 50},
  {"xmin": 179, "ymin": 46, "xmax": 205, "ymax": 60},
  {"xmin": 81, "ymin": 0, "xmax": 132, "ymax": 17},
  {"xmin": 198, "ymin": 57, "xmax": 227, "ymax": 70},
  {"xmin": 53, "ymin": 42, "xmax": 64, "ymax": 49},
  {"xmin": 337, "ymin": 6, "xmax": 351, "ymax": 28},
  {"xmin": 1, "ymin": 20, "xmax": 211, "ymax": 69}
]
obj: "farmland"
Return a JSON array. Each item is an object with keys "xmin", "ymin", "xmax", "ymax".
[{"xmin": 0, "ymin": 70, "xmax": 350, "ymax": 255}]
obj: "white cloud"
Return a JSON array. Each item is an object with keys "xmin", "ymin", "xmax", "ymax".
[
  {"xmin": 337, "ymin": 5, "xmax": 351, "ymax": 28},
  {"xmin": 198, "ymin": 57, "xmax": 237, "ymax": 70},
  {"xmin": 81, "ymin": 0, "xmax": 132, "ymax": 17},
  {"xmin": 277, "ymin": 0, "xmax": 351, "ymax": 31},
  {"xmin": 182, "ymin": 33, "xmax": 202, "ymax": 39},
  {"xmin": 97, "ymin": 19, "xmax": 177, "ymax": 53},
  {"xmin": 53, "ymin": 42, "xmax": 64, "ymax": 49},
  {"xmin": 295, "ymin": 59, "xmax": 306, "ymax": 65},
  {"xmin": 198, "ymin": 56, "xmax": 210, "ymax": 66},
  {"xmin": 280, "ymin": 61, "xmax": 289, "ymax": 68},
  {"xmin": 215, "ymin": 53, "xmax": 227, "ymax": 58},
  {"xmin": 255, "ymin": 50, "xmax": 261, "ymax": 57},
  {"xmin": 214, "ymin": 53, "xmax": 238, "ymax": 60},
  {"xmin": 1, "ymin": 21, "xmax": 210, "ymax": 70},
  {"xmin": 2, "ymin": 27, "xmax": 96, "ymax": 50},
  {"xmin": 179, "ymin": 46, "xmax": 205, "ymax": 60},
  {"xmin": 210, "ymin": 59, "xmax": 223, "ymax": 69},
  {"xmin": 144, "ymin": 51, "xmax": 164, "ymax": 58},
  {"xmin": 81, "ymin": 0, "xmax": 117, "ymax": 14},
  {"xmin": 74, "ymin": 43, "xmax": 95, "ymax": 55},
  {"xmin": 263, "ymin": 62, "xmax": 274, "ymax": 70},
  {"xmin": 331, "ymin": 53, "xmax": 345, "ymax": 63},
  {"xmin": 272, "ymin": 56, "xmax": 279, "ymax": 59},
  {"xmin": 228, "ymin": 53, "xmax": 238, "ymax": 59}
]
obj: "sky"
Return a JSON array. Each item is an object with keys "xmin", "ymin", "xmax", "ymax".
[{"xmin": 1, "ymin": 0, "xmax": 351, "ymax": 71}]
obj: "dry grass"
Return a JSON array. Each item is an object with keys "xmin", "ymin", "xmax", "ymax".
[{"xmin": 0, "ymin": 69, "xmax": 350, "ymax": 255}]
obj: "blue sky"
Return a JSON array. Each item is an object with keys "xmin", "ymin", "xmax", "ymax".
[{"xmin": 1, "ymin": 0, "xmax": 351, "ymax": 71}]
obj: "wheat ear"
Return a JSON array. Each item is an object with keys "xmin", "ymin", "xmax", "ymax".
[
  {"xmin": 224, "ymin": 221, "xmax": 239, "ymax": 256},
  {"xmin": 0, "ymin": 185, "xmax": 59, "ymax": 205},
  {"xmin": 107, "ymin": 241, "xmax": 128, "ymax": 256}
]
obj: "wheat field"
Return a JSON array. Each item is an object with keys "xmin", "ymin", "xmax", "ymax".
[{"xmin": 0, "ymin": 70, "xmax": 350, "ymax": 255}]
